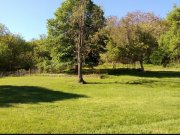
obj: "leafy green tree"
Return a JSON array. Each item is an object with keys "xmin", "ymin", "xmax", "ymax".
[
  {"xmin": 105, "ymin": 12, "xmax": 165, "ymax": 71},
  {"xmin": 47, "ymin": 0, "xmax": 106, "ymax": 83},
  {"xmin": 0, "ymin": 23, "xmax": 35, "ymax": 71},
  {"xmin": 103, "ymin": 17, "xmax": 120, "ymax": 67},
  {"xmin": 0, "ymin": 24, "xmax": 10, "ymax": 70},
  {"xmin": 28, "ymin": 35, "xmax": 53, "ymax": 73},
  {"xmin": 150, "ymin": 47, "xmax": 169, "ymax": 65},
  {"xmin": 159, "ymin": 6, "xmax": 180, "ymax": 65}
]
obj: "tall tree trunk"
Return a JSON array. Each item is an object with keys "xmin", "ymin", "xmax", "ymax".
[
  {"xmin": 78, "ymin": 33, "xmax": 85, "ymax": 84},
  {"xmin": 77, "ymin": 0, "xmax": 86, "ymax": 84},
  {"xmin": 78, "ymin": 56, "xmax": 85, "ymax": 83},
  {"xmin": 139, "ymin": 60, "xmax": 144, "ymax": 72},
  {"xmin": 112, "ymin": 62, "xmax": 116, "ymax": 69}
]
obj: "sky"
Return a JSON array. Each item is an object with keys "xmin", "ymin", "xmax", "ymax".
[{"xmin": 0, "ymin": 0, "xmax": 179, "ymax": 41}]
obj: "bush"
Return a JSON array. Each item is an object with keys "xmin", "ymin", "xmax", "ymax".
[{"xmin": 150, "ymin": 47, "xmax": 168, "ymax": 65}]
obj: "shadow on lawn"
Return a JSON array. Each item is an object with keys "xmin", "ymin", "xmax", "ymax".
[
  {"xmin": 88, "ymin": 79, "xmax": 180, "ymax": 88},
  {"xmin": 104, "ymin": 68, "xmax": 180, "ymax": 78},
  {"xmin": 0, "ymin": 85, "xmax": 87, "ymax": 107},
  {"xmin": 66, "ymin": 68, "xmax": 180, "ymax": 78},
  {"xmin": 87, "ymin": 79, "xmax": 157, "ymax": 85}
]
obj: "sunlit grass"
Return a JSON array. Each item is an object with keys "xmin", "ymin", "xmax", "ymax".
[{"xmin": 0, "ymin": 65, "xmax": 179, "ymax": 133}]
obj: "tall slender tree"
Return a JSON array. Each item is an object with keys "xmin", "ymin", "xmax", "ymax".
[
  {"xmin": 73, "ymin": 0, "xmax": 87, "ymax": 83},
  {"xmin": 159, "ymin": 6, "xmax": 180, "ymax": 64},
  {"xmin": 47, "ymin": 0, "xmax": 106, "ymax": 83}
]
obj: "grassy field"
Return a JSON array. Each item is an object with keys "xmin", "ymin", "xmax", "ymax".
[{"xmin": 0, "ymin": 65, "xmax": 180, "ymax": 133}]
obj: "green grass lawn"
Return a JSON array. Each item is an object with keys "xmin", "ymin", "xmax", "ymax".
[{"xmin": 0, "ymin": 66, "xmax": 180, "ymax": 133}]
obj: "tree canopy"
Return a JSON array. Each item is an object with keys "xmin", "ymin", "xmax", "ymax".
[
  {"xmin": 0, "ymin": 4, "xmax": 179, "ymax": 76},
  {"xmin": 159, "ymin": 6, "xmax": 180, "ymax": 64},
  {"xmin": 47, "ymin": 0, "xmax": 106, "ymax": 70}
]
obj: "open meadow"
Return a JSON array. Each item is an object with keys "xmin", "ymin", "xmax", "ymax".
[
  {"xmin": 0, "ymin": 65, "xmax": 180, "ymax": 134},
  {"xmin": 0, "ymin": 0, "xmax": 180, "ymax": 134}
]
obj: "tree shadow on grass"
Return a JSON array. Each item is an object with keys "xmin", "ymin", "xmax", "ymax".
[
  {"xmin": 0, "ymin": 85, "xmax": 87, "ymax": 107},
  {"xmin": 87, "ymin": 79, "xmax": 157, "ymax": 85},
  {"xmin": 87, "ymin": 79, "xmax": 180, "ymax": 88},
  {"xmin": 65, "ymin": 68, "xmax": 180, "ymax": 78},
  {"xmin": 105, "ymin": 68, "xmax": 180, "ymax": 78},
  {"xmin": 89, "ymin": 68, "xmax": 180, "ymax": 78}
]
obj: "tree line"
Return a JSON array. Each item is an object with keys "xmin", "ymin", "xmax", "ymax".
[{"xmin": 0, "ymin": 0, "xmax": 179, "ymax": 82}]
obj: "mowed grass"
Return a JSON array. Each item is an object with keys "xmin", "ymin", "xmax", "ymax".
[{"xmin": 0, "ymin": 66, "xmax": 180, "ymax": 133}]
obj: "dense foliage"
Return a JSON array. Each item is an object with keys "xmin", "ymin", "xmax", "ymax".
[
  {"xmin": 0, "ymin": 24, "xmax": 34, "ymax": 71},
  {"xmin": 0, "ymin": 3, "xmax": 179, "ymax": 73},
  {"xmin": 158, "ymin": 6, "xmax": 180, "ymax": 66},
  {"xmin": 47, "ymin": 0, "xmax": 106, "ymax": 72}
]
